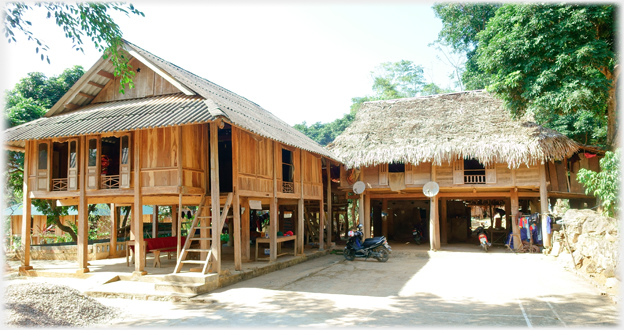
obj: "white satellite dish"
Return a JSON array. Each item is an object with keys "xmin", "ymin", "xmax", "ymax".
[
  {"xmin": 353, "ymin": 181, "xmax": 366, "ymax": 195},
  {"xmin": 423, "ymin": 181, "xmax": 440, "ymax": 197}
]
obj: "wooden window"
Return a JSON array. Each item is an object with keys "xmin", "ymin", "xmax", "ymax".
[
  {"xmin": 282, "ymin": 148, "xmax": 294, "ymax": 193},
  {"xmin": 404, "ymin": 163, "xmax": 413, "ymax": 184},
  {"xmin": 379, "ymin": 164, "xmax": 388, "ymax": 185},
  {"xmin": 38, "ymin": 143, "xmax": 48, "ymax": 170},
  {"xmin": 452, "ymin": 159, "xmax": 464, "ymax": 184},
  {"xmin": 463, "ymin": 159, "xmax": 487, "ymax": 184},
  {"xmin": 389, "ymin": 162, "xmax": 405, "ymax": 173},
  {"xmin": 485, "ymin": 163, "xmax": 497, "ymax": 184},
  {"xmin": 69, "ymin": 141, "xmax": 77, "ymax": 169},
  {"xmin": 121, "ymin": 136, "xmax": 129, "ymax": 165},
  {"xmin": 88, "ymin": 139, "xmax": 98, "ymax": 166}
]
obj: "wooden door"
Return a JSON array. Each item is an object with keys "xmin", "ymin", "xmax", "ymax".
[
  {"xmin": 67, "ymin": 139, "xmax": 79, "ymax": 190},
  {"xmin": 485, "ymin": 163, "xmax": 497, "ymax": 184},
  {"xmin": 36, "ymin": 141, "xmax": 50, "ymax": 191},
  {"xmin": 452, "ymin": 159, "xmax": 464, "ymax": 185},
  {"xmin": 119, "ymin": 134, "xmax": 131, "ymax": 188},
  {"xmin": 378, "ymin": 164, "xmax": 388, "ymax": 185},
  {"xmin": 86, "ymin": 137, "xmax": 100, "ymax": 189}
]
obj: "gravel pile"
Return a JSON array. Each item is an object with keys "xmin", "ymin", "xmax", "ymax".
[{"xmin": 4, "ymin": 282, "xmax": 120, "ymax": 327}]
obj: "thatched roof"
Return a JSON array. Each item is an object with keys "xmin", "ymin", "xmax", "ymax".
[{"xmin": 328, "ymin": 90, "xmax": 580, "ymax": 169}]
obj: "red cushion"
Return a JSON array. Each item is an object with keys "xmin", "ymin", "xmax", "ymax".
[{"xmin": 129, "ymin": 236, "xmax": 186, "ymax": 252}]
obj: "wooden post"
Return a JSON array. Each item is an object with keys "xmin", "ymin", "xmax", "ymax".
[
  {"xmin": 110, "ymin": 203, "xmax": 117, "ymax": 257},
  {"xmin": 233, "ymin": 191, "xmax": 242, "ymax": 271},
  {"xmin": 201, "ymin": 123, "xmax": 209, "ymax": 261},
  {"xmin": 269, "ymin": 141, "xmax": 278, "ymax": 261},
  {"xmin": 358, "ymin": 194, "xmax": 364, "ymax": 229},
  {"xmin": 440, "ymin": 198, "xmax": 447, "ymax": 244},
  {"xmin": 171, "ymin": 204, "xmax": 178, "ymax": 237},
  {"xmin": 350, "ymin": 199, "xmax": 355, "ymax": 230},
  {"xmin": 298, "ymin": 150, "xmax": 305, "ymax": 255},
  {"xmin": 504, "ymin": 198, "xmax": 511, "ymax": 229},
  {"xmin": 19, "ymin": 140, "xmax": 33, "ymax": 272},
  {"xmin": 210, "ymin": 121, "xmax": 221, "ymax": 273},
  {"xmin": 326, "ymin": 160, "xmax": 332, "ymax": 248},
  {"xmin": 77, "ymin": 136, "xmax": 89, "ymax": 273},
  {"xmin": 364, "ymin": 193, "xmax": 371, "ymax": 238},
  {"xmin": 133, "ymin": 131, "xmax": 145, "ymax": 274},
  {"xmin": 511, "ymin": 188, "xmax": 521, "ymax": 250},
  {"xmin": 429, "ymin": 164, "xmax": 440, "ymax": 251},
  {"xmin": 429, "ymin": 195, "xmax": 440, "ymax": 251},
  {"xmin": 177, "ymin": 195, "xmax": 182, "ymax": 256},
  {"xmin": 381, "ymin": 199, "xmax": 388, "ymax": 238},
  {"xmin": 539, "ymin": 163, "xmax": 551, "ymax": 247},
  {"xmin": 151, "ymin": 205, "xmax": 158, "ymax": 238},
  {"xmin": 241, "ymin": 198, "xmax": 250, "ymax": 261}
]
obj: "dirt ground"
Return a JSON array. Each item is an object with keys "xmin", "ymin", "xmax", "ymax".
[{"xmin": 4, "ymin": 249, "xmax": 620, "ymax": 327}]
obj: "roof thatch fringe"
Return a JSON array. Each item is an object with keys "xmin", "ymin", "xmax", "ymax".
[{"xmin": 328, "ymin": 90, "xmax": 579, "ymax": 169}]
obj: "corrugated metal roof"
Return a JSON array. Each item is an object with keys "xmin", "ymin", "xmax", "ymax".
[
  {"xmin": 3, "ymin": 95, "xmax": 213, "ymax": 141},
  {"xmin": 5, "ymin": 40, "xmax": 338, "ymax": 161},
  {"xmin": 123, "ymin": 40, "xmax": 338, "ymax": 161}
]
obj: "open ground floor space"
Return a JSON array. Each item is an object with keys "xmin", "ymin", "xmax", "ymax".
[{"xmin": 4, "ymin": 246, "xmax": 618, "ymax": 327}]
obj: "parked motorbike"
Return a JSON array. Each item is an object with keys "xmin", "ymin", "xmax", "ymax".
[
  {"xmin": 475, "ymin": 226, "xmax": 491, "ymax": 252},
  {"xmin": 344, "ymin": 226, "xmax": 392, "ymax": 262},
  {"xmin": 412, "ymin": 225, "xmax": 423, "ymax": 245}
]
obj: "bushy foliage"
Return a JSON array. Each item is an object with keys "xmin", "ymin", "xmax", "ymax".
[
  {"xmin": 577, "ymin": 150, "xmax": 620, "ymax": 217},
  {"xmin": 4, "ymin": 2, "xmax": 144, "ymax": 93}
]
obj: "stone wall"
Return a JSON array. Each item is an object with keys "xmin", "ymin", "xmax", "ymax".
[{"xmin": 545, "ymin": 209, "xmax": 620, "ymax": 297}]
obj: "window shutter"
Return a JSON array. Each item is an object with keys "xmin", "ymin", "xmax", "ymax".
[
  {"xmin": 379, "ymin": 164, "xmax": 388, "ymax": 185},
  {"xmin": 485, "ymin": 163, "xmax": 497, "ymax": 183},
  {"xmin": 453, "ymin": 159, "xmax": 464, "ymax": 184},
  {"xmin": 405, "ymin": 163, "xmax": 413, "ymax": 184}
]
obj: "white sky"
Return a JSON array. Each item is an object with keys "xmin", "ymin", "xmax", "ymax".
[{"xmin": 0, "ymin": 1, "xmax": 459, "ymax": 126}]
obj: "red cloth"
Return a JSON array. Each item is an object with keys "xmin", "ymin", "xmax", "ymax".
[{"xmin": 584, "ymin": 152, "xmax": 597, "ymax": 159}]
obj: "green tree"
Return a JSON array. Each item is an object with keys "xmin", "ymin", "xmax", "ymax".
[
  {"xmin": 421, "ymin": 83, "xmax": 455, "ymax": 96},
  {"xmin": 3, "ymin": 66, "xmax": 85, "ymax": 240},
  {"xmin": 4, "ymin": 2, "xmax": 144, "ymax": 93},
  {"xmin": 294, "ymin": 112, "xmax": 355, "ymax": 146},
  {"xmin": 577, "ymin": 150, "xmax": 620, "ymax": 217},
  {"xmin": 432, "ymin": 3, "xmax": 501, "ymax": 90},
  {"xmin": 474, "ymin": 4, "xmax": 617, "ymax": 148},
  {"xmin": 371, "ymin": 60, "xmax": 426, "ymax": 98}
]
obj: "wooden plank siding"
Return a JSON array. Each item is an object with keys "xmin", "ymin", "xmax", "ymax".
[
  {"xmin": 92, "ymin": 57, "xmax": 181, "ymax": 104},
  {"xmin": 234, "ymin": 127, "xmax": 323, "ymax": 200}
]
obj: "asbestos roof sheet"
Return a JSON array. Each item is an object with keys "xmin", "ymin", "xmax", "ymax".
[
  {"xmin": 3, "ymin": 94, "xmax": 212, "ymax": 141},
  {"xmin": 123, "ymin": 40, "xmax": 338, "ymax": 161}
]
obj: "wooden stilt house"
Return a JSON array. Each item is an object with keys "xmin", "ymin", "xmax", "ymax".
[
  {"xmin": 328, "ymin": 90, "xmax": 602, "ymax": 251},
  {"xmin": 3, "ymin": 40, "xmax": 339, "ymax": 275}
]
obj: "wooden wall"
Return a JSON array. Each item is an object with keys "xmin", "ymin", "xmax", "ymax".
[
  {"xmin": 234, "ymin": 127, "xmax": 323, "ymax": 199},
  {"xmin": 139, "ymin": 124, "xmax": 205, "ymax": 189},
  {"xmin": 339, "ymin": 161, "xmax": 542, "ymax": 190},
  {"xmin": 92, "ymin": 57, "xmax": 181, "ymax": 104}
]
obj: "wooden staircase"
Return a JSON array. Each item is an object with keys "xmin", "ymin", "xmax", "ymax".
[{"xmin": 173, "ymin": 193, "xmax": 233, "ymax": 274}]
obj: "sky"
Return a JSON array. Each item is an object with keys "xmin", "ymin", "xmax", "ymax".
[{"xmin": 0, "ymin": 2, "xmax": 460, "ymax": 126}]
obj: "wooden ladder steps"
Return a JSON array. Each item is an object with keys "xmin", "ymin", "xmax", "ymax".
[
  {"xmin": 185, "ymin": 249, "xmax": 211, "ymax": 252},
  {"xmin": 190, "ymin": 238, "xmax": 212, "ymax": 241},
  {"xmin": 181, "ymin": 260, "xmax": 208, "ymax": 264},
  {"xmin": 195, "ymin": 226, "xmax": 212, "ymax": 229}
]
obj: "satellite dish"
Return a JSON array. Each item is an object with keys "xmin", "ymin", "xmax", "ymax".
[
  {"xmin": 423, "ymin": 181, "xmax": 440, "ymax": 197},
  {"xmin": 353, "ymin": 181, "xmax": 366, "ymax": 195}
]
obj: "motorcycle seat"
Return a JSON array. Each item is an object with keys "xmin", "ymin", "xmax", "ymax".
[{"xmin": 363, "ymin": 237, "xmax": 384, "ymax": 247}]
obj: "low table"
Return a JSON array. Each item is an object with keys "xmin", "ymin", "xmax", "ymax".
[{"xmin": 255, "ymin": 235, "xmax": 297, "ymax": 261}]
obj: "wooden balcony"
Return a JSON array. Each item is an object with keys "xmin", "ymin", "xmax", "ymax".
[
  {"xmin": 101, "ymin": 175, "xmax": 120, "ymax": 189},
  {"xmin": 282, "ymin": 181, "xmax": 295, "ymax": 194},
  {"xmin": 52, "ymin": 178, "xmax": 68, "ymax": 191},
  {"xmin": 464, "ymin": 174, "xmax": 486, "ymax": 184}
]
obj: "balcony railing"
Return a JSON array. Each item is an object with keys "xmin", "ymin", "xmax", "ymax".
[
  {"xmin": 52, "ymin": 178, "xmax": 68, "ymax": 191},
  {"xmin": 101, "ymin": 175, "xmax": 120, "ymax": 189},
  {"xmin": 282, "ymin": 181, "xmax": 295, "ymax": 194},
  {"xmin": 464, "ymin": 174, "xmax": 486, "ymax": 184}
]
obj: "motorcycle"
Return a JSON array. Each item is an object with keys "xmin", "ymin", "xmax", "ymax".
[
  {"xmin": 412, "ymin": 225, "xmax": 423, "ymax": 245},
  {"xmin": 475, "ymin": 226, "xmax": 491, "ymax": 252},
  {"xmin": 344, "ymin": 229, "xmax": 392, "ymax": 262}
]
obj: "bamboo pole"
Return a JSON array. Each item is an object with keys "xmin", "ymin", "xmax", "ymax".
[
  {"xmin": 539, "ymin": 163, "xmax": 551, "ymax": 247},
  {"xmin": 233, "ymin": 191, "xmax": 242, "ymax": 270},
  {"xmin": 326, "ymin": 160, "xmax": 332, "ymax": 248},
  {"xmin": 152, "ymin": 205, "xmax": 158, "ymax": 238},
  {"xmin": 110, "ymin": 203, "xmax": 117, "ymax": 257}
]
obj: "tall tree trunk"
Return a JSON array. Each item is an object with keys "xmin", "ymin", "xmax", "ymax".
[
  {"xmin": 48, "ymin": 202, "xmax": 77, "ymax": 242},
  {"xmin": 606, "ymin": 65, "xmax": 619, "ymax": 149}
]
